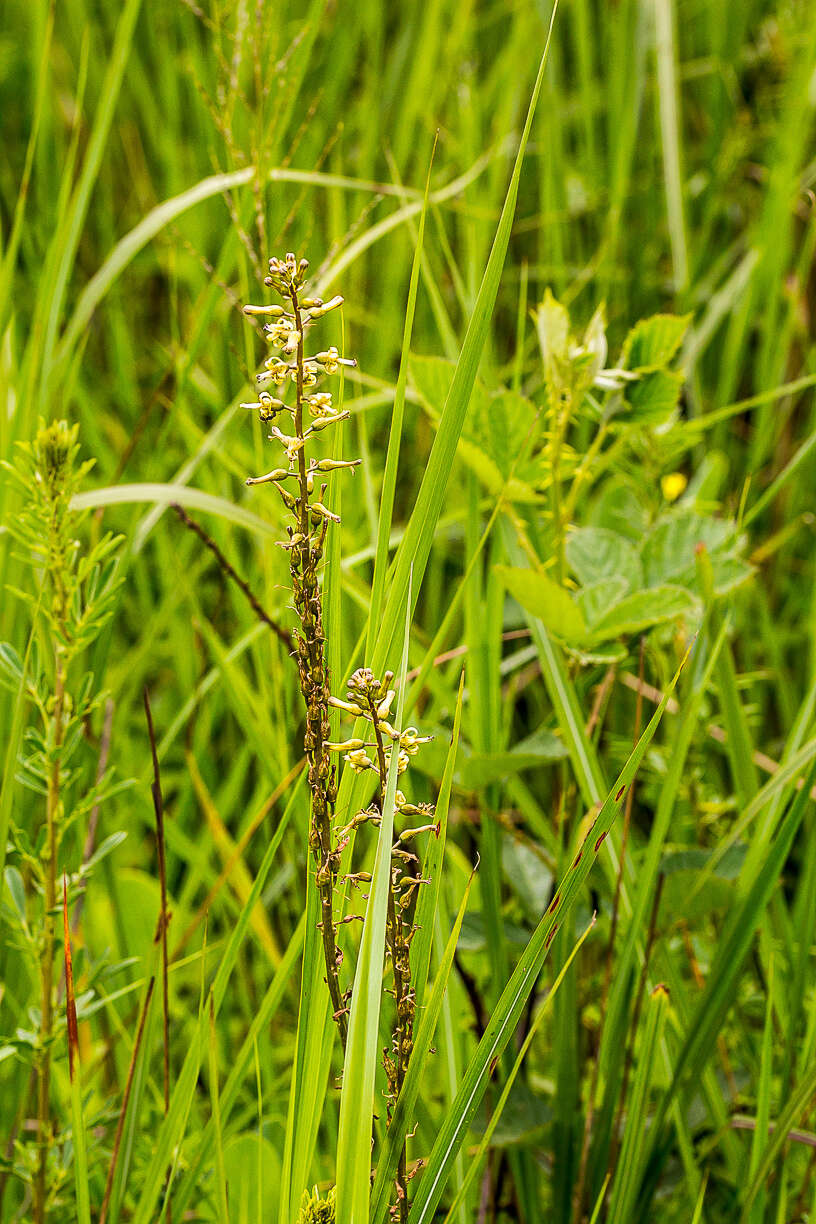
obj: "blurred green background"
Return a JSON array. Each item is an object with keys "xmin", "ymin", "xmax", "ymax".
[{"xmin": 2, "ymin": 0, "xmax": 816, "ymax": 1219}]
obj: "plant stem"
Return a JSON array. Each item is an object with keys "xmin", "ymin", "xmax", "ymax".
[
  {"xmin": 369, "ymin": 702, "xmax": 411, "ymax": 1221},
  {"xmin": 34, "ymin": 651, "xmax": 64, "ymax": 1224},
  {"xmin": 289, "ymin": 285, "xmax": 347, "ymax": 1048}
]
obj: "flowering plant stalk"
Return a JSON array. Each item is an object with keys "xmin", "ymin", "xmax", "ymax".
[
  {"xmin": 243, "ymin": 255, "xmax": 437, "ymax": 1218},
  {"xmin": 328, "ymin": 667, "xmax": 437, "ymax": 1219},
  {"xmin": 242, "ymin": 253, "xmax": 358, "ymax": 1045}
]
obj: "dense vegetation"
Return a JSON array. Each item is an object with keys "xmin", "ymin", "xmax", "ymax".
[{"xmin": 2, "ymin": 1, "xmax": 816, "ymax": 1220}]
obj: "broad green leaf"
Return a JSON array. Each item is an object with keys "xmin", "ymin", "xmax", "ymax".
[
  {"xmin": 590, "ymin": 479, "xmax": 650, "ymax": 542},
  {"xmin": 223, "ymin": 1135, "xmax": 280, "ymax": 1223},
  {"xmin": 458, "ymin": 728, "xmax": 567, "ymax": 789},
  {"xmin": 619, "ymin": 368, "xmax": 684, "ymax": 425},
  {"xmin": 501, "ymin": 835, "xmax": 554, "ymax": 917},
  {"xmin": 577, "ymin": 578, "xmax": 630, "ymax": 629},
  {"xmin": 566, "ymin": 527, "xmax": 643, "ymax": 591},
  {"xmin": 621, "ymin": 313, "xmax": 691, "ymax": 370},
  {"xmin": 640, "ymin": 512, "xmax": 730, "ymax": 586},
  {"xmin": 486, "ymin": 389, "xmax": 538, "ymax": 479},
  {"xmin": 589, "ymin": 584, "xmax": 701, "ymax": 642},
  {"xmin": 497, "ymin": 565, "xmax": 587, "ymax": 643},
  {"xmin": 660, "ymin": 844, "xmax": 746, "ymax": 878},
  {"xmin": 409, "ymin": 357, "xmax": 534, "ymax": 499}
]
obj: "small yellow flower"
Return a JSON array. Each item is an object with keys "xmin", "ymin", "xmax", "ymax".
[{"xmin": 661, "ymin": 471, "xmax": 687, "ymax": 502}]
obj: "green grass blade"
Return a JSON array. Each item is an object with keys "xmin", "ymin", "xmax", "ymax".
[
  {"xmin": 368, "ymin": 4, "xmax": 559, "ymax": 677},
  {"xmin": 172, "ymin": 915, "xmax": 305, "ymax": 1221},
  {"xmin": 654, "ymin": 0, "xmax": 688, "ymax": 290},
  {"xmin": 71, "ymin": 483, "xmax": 278, "ymax": 541},
  {"xmin": 278, "ymin": 875, "xmax": 332, "ymax": 1223},
  {"xmin": 407, "ymin": 645, "xmax": 689, "ymax": 1223},
  {"xmin": 410, "ymin": 670, "xmax": 464, "ymax": 1011},
  {"xmin": 591, "ymin": 619, "xmax": 727, "ymax": 1189},
  {"xmin": 442, "ymin": 914, "xmax": 596, "ymax": 1222},
  {"xmin": 607, "ymin": 984, "xmax": 670, "ymax": 1222},
  {"xmin": 739, "ymin": 1059, "xmax": 816, "ymax": 1222},
  {"xmin": 0, "ymin": 6, "xmax": 53, "ymax": 332},
  {"xmin": 366, "ymin": 139, "xmax": 435, "ymax": 659},
  {"xmin": 369, "ymin": 867, "xmax": 475, "ymax": 1224},
  {"xmin": 40, "ymin": 0, "xmax": 144, "ymax": 395},
  {"xmin": 747, "ymin": 953, "xmax": 774, "ymax": 1223},
  {"xmin": 129, "ymin": 784, "xmax": 297, "ymax": 1224},
  {"xmin": 336, "ymin": 581, "xmax": 412, "ymax": 1224},
  {"xmin": 207, "ymin": 997, "xmax": 229, "ymax": 1224},
  {"xmin": 643, "ymin": 758, "xmax": 816, "ymax": 1205}
]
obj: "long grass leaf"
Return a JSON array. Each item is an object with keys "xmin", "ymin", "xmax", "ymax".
[
  {"xmin": 367, "ymin": 138, "xmax": 436, "ymax": 658},
  {"xmin": 368, "ymin": 5, "xmax": 559, "ymax": 677},
  {"xmin": 410, "ymin": 671, "xmax": 464, "ymax": 1011},
  {"xmin": 407, "ymin": 643, "xmax": 689, "ymax": 1223},
  {"xmin": 739, "ymin": 1059, "xmax": 816, "ymax": 1222},
  {"xmin": 607, "ymin": 984, "xmax": 670, "ymax": 1221},
  {"xmin": 370, "ymin": 867, "xmax": 475, "ymax": 1224},
  {"xmin": 642, "ymin": 758, "xmax": 816, "ymax": 1208},
  {"xmin": 442, "ymin": 914, "xmax": 596, "ymax": 1221},
  {"xmin": 130, "ymin": 782, "xmax": 297, "ymax": 1224},
  {"xmin": 336, "ymin": 580, "xmax": 412, "ymax": 1224}
]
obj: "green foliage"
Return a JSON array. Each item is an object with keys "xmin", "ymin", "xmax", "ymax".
[
  {"xmin": 2, "ymin": 2, "xmax": 816, "ymax": 1222},
  {"xmin": 297, "ymin": 1185, "xmax": 336, "ymax": 1223}
]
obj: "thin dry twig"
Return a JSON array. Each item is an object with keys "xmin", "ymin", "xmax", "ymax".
[
  {"xmin": 98, "ymin": 978, "xmax": 156, "ymax": 1224},
  {"xmin": 143, "ymin": 689, "xmax": 173, "ymax": 1222},
  {"xmin": 171, "ymin": 503, "xmax": 293, "ymax": 648}
]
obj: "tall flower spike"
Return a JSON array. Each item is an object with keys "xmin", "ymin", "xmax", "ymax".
[
  {"xmin": 242, "ymin": 255, "xmax": 358, "ymax": 1048},
  {"xmin": 331, "ymin": 667, "xmax": 436, "ymax": 1222}
]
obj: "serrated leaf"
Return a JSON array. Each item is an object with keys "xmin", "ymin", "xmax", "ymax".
[
  {"xmin": 566, "ymin": 527, "xmax": 643, "ymax": 592},
  {"xmin": 589, "ymin": 585, "xmax": 701, "ymax": 642},
  {"xmin": 577, "ymin": 578, "xmax": 631, "ymax": 628},
  {"xmin": 590, "ymin": 480, "xmax": 650, "ymax": 541},
  {"xmin": 498, "ymin": 566, "xmax": 587, "ymax": 644},
  {"xmin": 621, "ymin": 313, "xmax": 691, "ymax": 370},
  {"xmin": 620, "ymin": 368, "xmax": 684, "ymax": 425},
  {"xmin": 487, "ymin": 389, "xmax": 537, "ymax": 478},
  {"xmin": 640, "ymin": 512, "xmax": 731, "ymax": 586}
]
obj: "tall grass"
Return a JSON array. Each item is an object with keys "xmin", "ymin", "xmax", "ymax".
[{"xmin": 2, "ymin": 1, "xmax": 816, "ymax": 1221}]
